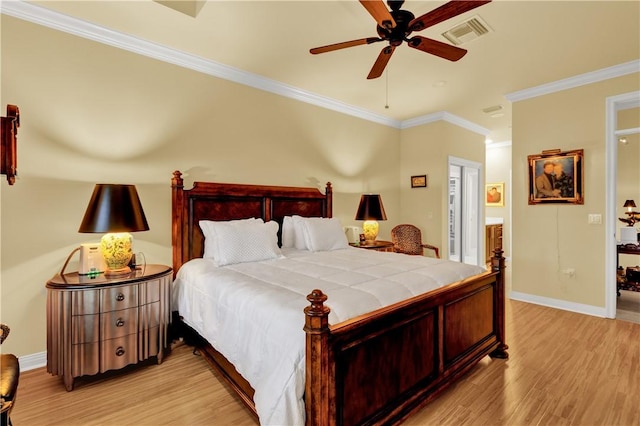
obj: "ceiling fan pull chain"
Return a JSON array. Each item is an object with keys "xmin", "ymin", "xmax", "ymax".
[{"xmin": 385, "ymin": 70, "xmax": 390, "ymax": 109}]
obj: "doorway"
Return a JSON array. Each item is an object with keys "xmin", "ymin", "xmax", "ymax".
[
  {"xmin": 448, "ymin": 156, "xmax": 483, "ymax": 266},
  {"xmin": 605, "ymin": 90, "xmax": 640, "ymax": 319}
]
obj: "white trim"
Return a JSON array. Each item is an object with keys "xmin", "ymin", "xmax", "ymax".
[
  {"xmin": 605, "ymin": 91, "xmax": 640, "ymax": 319},
  {"xmin": 506, "ymin": 60, "xmax": 640, "ymax": 103},
  {"xmin": 510, "ymin": 291, "xmax": 607, "ymax": 318},
  {"xmin": 616, "ymin": 127, "xmax": 640, "ymax": 137},
  {"xmin": 401, "ymin": 111, "xmax": 490, "ymax": 136},
  {"xmin": 0, "ymin": 0, "xmax": 400, "ymax": 128},
  {"xmin": 486, "ymin": 140, "xmax": 512, "ymax": 149},
  {"xmin": 18, "ymin": 351, "xmax": 47, "ymax": 372}
]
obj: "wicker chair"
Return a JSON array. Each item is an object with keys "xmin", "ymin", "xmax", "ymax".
[
  {"xmin": 391, "ymin": 224, "xmax": 440, "ymax": 258},
  {"xmin": 1, "ymin": 324, "xmax": 19, "ymax": 426}
]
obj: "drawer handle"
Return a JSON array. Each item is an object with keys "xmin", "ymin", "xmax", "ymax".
[
  {"xmin": 116, "ymin": 293, "xmax": 125, "ymax": 301},
  {"xmin": 115, "ymin": 318, "xmax": 125, "ymax": 327},
  {"xmin": 115, "ymin": 347, "xmax": 125, "ymax": 357}
]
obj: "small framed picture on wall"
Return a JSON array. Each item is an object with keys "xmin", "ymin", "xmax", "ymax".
[
  {"xmin": 411, "ymin": 175, "xmax": 427, "ymax": 188},
  {"xmin": 486, "ymin": 183, "xmax": 505, "ymax": 207}
]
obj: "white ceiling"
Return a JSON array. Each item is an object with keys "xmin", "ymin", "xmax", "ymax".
[{"xmin": 16, "ymin": 1, "xmax": 640, "ymax": 142}]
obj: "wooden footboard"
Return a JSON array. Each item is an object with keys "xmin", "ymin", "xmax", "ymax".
[{"xmin": 304, "ymin": 250, "xmax": 508, "ymax": 426}]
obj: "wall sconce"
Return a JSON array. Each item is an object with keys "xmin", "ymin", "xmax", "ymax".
[{"xmin": 355, "ymin": 194, "xmax": 387, "ymax": 244}]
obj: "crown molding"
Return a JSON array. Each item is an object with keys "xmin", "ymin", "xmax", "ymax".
[
  {"xmin": 401, "ymin": 111, "xmax": 490, "ymax": 136},
  {"xmin": 505, "ymin": 60, "xmax": 640, "ymax": 103},
  {"xmin": 1, "ymin": 0, "xmax": 402, "ymax": 128}
]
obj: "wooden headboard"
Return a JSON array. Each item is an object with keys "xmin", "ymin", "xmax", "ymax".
[{"xmin": 171, "ymin": 170, "xmax": 333, "ymax": 275}]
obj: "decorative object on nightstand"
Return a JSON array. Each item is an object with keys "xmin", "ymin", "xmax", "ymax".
[
  {"xmin": 355, "ymin": 194, "xmax": 387, "ymax": 244},
  {"xmin": 46, "ymin": 264, "xmax": 172, "ymax": 391},
  {"xmin": 619, "ymin": 199, "xmax": 639, "ymax": 244},
  {"xmin": 79, "ymin": 184, "xmax": 150, "ymax": 276}
]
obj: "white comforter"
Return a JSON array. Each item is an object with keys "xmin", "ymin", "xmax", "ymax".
[{"xmin": 173, "ymin": 247, "xmax": 485, "ymax": 425}]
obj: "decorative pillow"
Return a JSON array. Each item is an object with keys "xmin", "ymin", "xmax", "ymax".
[
  {"xmin": 300, "ymin": 217, "xmax": 349, "ymax": 252},
  {"xmin": 199, "ymin": 218, "xmax": 262, "ymax": 259},
  {"xmin": 200, "ymin": 219, "xmax": 282, "ymax": 266}
]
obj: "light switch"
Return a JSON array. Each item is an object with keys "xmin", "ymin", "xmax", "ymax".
[{"xmin": 588, "ymin": 214, "xmax": 602, "ymax": 224}]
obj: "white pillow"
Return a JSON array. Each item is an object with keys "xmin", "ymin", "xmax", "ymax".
[
  {"xmin": 281, "ymin": 216, "xmax": 295, "ymax": 248},
  {"xmin": 291, "ymin": 215, "xmax": 309, "ymax": 250},
  {"xmin": 199, "ymin": 218, "xmax": 262, "ymax": 259},
  {"xmin": 200, "ymin": 220, "xmax": 282, "ymax": 266},
  {"xmin": 300, "ymin": 217, "xmax": 349, "ymax": 252}
]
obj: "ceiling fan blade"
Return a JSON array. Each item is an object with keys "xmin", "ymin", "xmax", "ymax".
[
  {"xmin": 310, "ymin": 37, "xmax": 383, "ymax": 54},
  {"xmin": 359, "ymin": 0, "xmax": 396, "ymax": 29},
  {"xmin": 367, "ymin": 45, "xmax": 395, "ymax": 80},
  {"xmin": 409, "ymin": 0, "xmax": 491, "ymax": 32},
  {"xmin": 408, "ymin": 36, "xmax": 467, "ymax": 61}
]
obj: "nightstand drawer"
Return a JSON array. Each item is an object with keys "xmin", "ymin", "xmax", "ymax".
[
  {"xmin": 72, "ymin": 314, "xmax": 99, "ymax": 344},
  {"xmin": 71, "ymin": 290, "xmax": 100, "ymax": 315},
  {"xmin": 101, "ymin": 334, "xmax": 138, "ymax": 372},
  {"xmin": 71, "ymin": 342, "xmax": 99, "ymax": 377},
  {"xmin": 101, "ymin": 286, "xmax": 138, "ymax": 312},
  {"xmin": 101, "ymin": 307, "xmax": 138, "ymax": 340}
]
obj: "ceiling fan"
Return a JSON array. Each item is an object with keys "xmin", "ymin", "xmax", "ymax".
[{"xmin": 310, "ymin": 0, "xmax": 492, "ymax": 79}]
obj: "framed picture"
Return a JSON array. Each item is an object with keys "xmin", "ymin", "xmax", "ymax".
[
  {"xmin": 527, "ymin": 149, "xmax": 584, "ymax": 205},
  {"xmin": 411, "ymin": 175, "xmax": 427, "ymax": 188},
  {"xmin": 486, "ymin": 182, "xmax": 505, "ymax": 207}
]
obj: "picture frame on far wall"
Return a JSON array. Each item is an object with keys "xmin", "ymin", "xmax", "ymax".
[
  {"xmin": 486, "ymin": 183, "xmax": 505, "ymax": 207},
  {"xmin": 527, "ymin": 149, "xmax": 584, "ymax": 205},
  {"xmin": 411, "ymin": 175, "xmax": 427, "ymax": 188}
]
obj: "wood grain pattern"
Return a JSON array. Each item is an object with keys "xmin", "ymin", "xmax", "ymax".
[{"xmin": 13, "ymin": 300, "xmax": 640, "ymax": 425}]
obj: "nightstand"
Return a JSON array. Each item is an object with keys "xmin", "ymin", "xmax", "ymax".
[
  {"xmin": 46, "ymin": 264, "xmax": 172, "ymax": 391},
  {"xmin": 350, "ymin": 240, "xmax": 395, "ymax": 252}
]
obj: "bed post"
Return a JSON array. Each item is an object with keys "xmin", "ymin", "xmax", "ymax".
[
  {"xmin": 304, "ymin": 290, "xmax": 332, "ymax": 426},
  {"xmin": 490, "ymin": 248, "xmax": 509, "ymax": 359},
  {"xmin": 171, "ymin": 170, "xmax": 184, "ymax": 279},
  {"xmin": 325, "ymin": 182, "xmax": 332, "ymax": 219}
]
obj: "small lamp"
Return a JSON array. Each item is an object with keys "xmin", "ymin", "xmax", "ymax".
[
  {"xmin": 623, "ymin": 199, "xmax": 637, "ymax": 213},
  {"xmin": 355, "ymin": 194, "xmax": 387, "ymax": 244},
  {"xmin": 78, "ymin": 184, "xmax": 149, "ymax": 276}
]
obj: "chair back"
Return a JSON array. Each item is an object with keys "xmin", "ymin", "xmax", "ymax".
[{"xmin": 391, "ymin": 224, "xmax": 425, "ymax": 255}]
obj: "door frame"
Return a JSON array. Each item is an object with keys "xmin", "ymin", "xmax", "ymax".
[
  {"xmin": 605, "ymin": 90, "xmax": 640, "ymax": 318},
  {"xmin": 448, "ymin": 156, "xmax": 484, "ymax": 266}
]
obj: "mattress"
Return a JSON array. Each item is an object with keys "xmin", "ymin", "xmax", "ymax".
[{"xmin": 173, "ymin": 247, "xmax": 486, "ymax": 425}]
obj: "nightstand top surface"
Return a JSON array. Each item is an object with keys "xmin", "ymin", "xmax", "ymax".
[{"xmin": 47, "ymin": 264, "xmax": 172, "ymax": 289}]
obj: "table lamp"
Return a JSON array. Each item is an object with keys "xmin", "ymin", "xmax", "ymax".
[
  {"xmin": 78, "ymin": 184, "xmax": 149, "ymax": 276},
  {"xmin": 355, "ymin": 194, "xmax": 387, "ymax": 244}
]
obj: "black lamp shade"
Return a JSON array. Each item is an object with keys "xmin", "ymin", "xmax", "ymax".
[
  {"xmin": 623, "ymin": 200, "xmax": 636, "ymax": 208},
  {"xmin": 79, "ymin": 184, "xmax": 149, "ymax": 233},
  {"xmin": 355, "ymin": 194, "xmax": 387, "ymax": 221}
]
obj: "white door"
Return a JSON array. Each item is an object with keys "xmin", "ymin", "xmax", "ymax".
[{"xmin": 448, "ymin": 156, "xmax": 483, "ymax": 266}]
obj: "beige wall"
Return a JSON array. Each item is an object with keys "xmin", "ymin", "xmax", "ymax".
[
  {"xmin": 485, "ymin": 144, "xmax": 511, "ymax": 258},
  {"xmin": 512, "ymin": 74, "xmax": 640, "ymax": 308},
  {"xmin": 399, "ymin": 121, "xmax": 485, "ymax": 257},
  {"xmin": 0, "ymin": 16, "xmax": 403, "ymax": 356}
]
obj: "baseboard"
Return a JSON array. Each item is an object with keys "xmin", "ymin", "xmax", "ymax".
[
  {"xmin": 19, "ymin": 351, "xmax": 47, "ymax": 372},
  {"xmin": 509, "ymin": 291, "xmax": 607, "ymax": 318}
]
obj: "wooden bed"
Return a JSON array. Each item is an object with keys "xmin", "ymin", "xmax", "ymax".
[{"xmin": 170, "ymin": 170, "xmax": 508, "ymax": 426}]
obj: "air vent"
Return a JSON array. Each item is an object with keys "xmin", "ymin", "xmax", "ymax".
[{"xmin": 442, "ymin": 15, "xmax": 492, "ymax": 46}]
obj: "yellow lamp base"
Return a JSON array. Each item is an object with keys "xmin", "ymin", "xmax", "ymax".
[
  {"xmin": 101, "ymin": 232, "xmax": 133, "ymax": 276},
  {"xmin": 362, "ymin": 220, "xmax": 379, "ymax": 244}
]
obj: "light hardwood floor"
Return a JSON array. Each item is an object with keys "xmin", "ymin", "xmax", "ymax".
[{"xmin": 12, "ymin": 299, "xmax": 640, "ymax": 426}]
